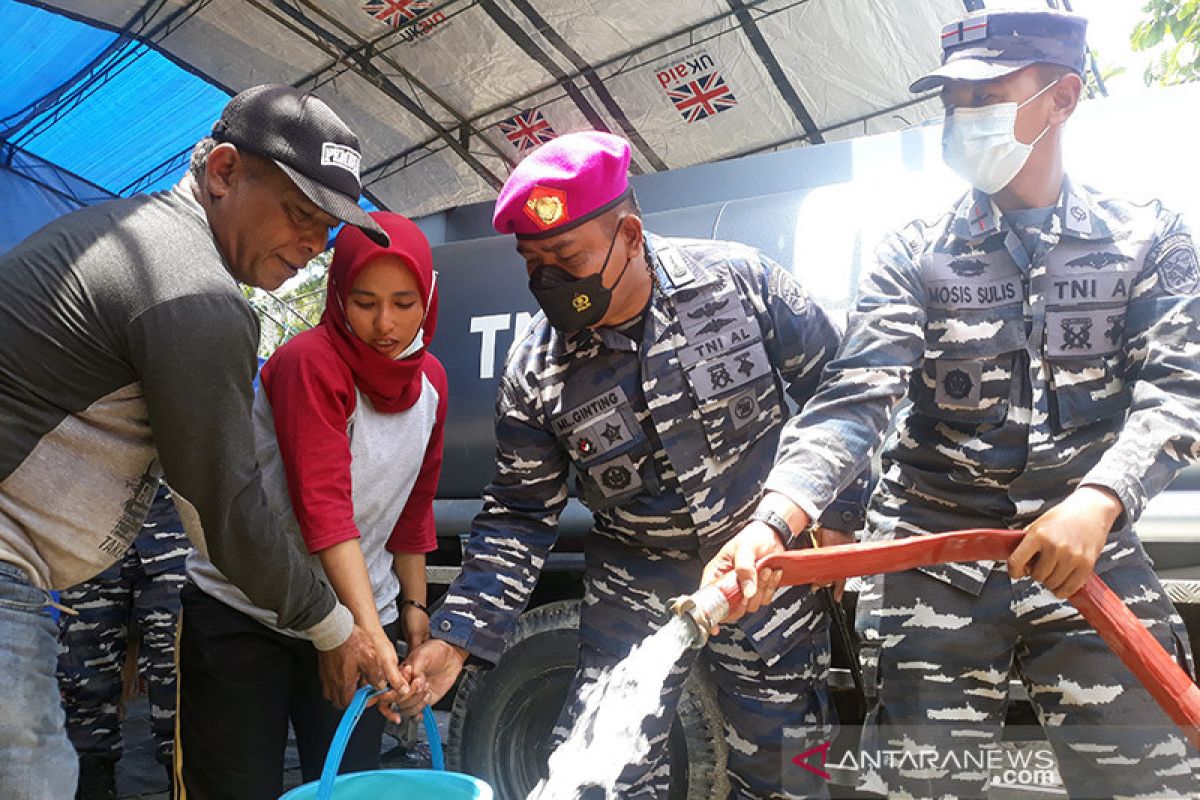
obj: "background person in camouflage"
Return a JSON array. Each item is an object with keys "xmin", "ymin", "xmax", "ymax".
[
  {"xmin": 57, "ymin": 484, "xmax": 191, "ymax": 800},
  {"xmin": 704, "ymin": 9, "xmax": 1200, "ymax": 799},
  {"xmin": 402, "ymin": 131, "xmax": 867, "ymax": 798}
]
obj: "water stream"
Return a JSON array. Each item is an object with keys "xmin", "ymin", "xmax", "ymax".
[{"xmin": 526, "ymin": 616, "xmax": 697, "ymax": 800}]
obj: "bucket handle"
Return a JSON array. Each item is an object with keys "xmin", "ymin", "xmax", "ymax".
[{"xmin": 316, "ymin": 685, "xmax": 445, "ymax": 800}]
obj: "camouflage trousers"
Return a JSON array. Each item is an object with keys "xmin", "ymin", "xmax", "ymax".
[
  {"xmin": 854, "ymin": 560, "xmax": 1199, "ymax": 799},
  {"xmin": 553, "ymin": 539, "xmax": 836, "ymax": 799},
  {"xmin": 56, "ymin": 540, "xmax": 188, "ymax": 765}
]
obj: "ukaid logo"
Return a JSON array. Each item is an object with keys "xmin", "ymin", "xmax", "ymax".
[
  {"xmin": 361, "ymin": 0, "xmax": 449, "ymax": 43},
  {"xmin": 396, "ymin": 10, "xmax": 449, "ymax": 44},
  {"xmin": 362, "ymin": 0, "xmax": 432, "ymax": 29},
  {"xmin": 321, "ymin": 143, "xmax": 361, "ymax": 180},
  {"xmin": 654, "ymin": 51, "xmax": 738, "ymax": 124}
]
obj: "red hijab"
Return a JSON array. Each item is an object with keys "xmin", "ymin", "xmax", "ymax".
[{"xmin": 321, "ymin": 211, "xmax": 438, "ymax": 413}]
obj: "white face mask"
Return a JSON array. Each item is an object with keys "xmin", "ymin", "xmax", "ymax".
[
  {"xmin": 941, "ymin": 78, "xmax": 1059, "ymax": 195},
  {"xmin": 394, "ymin": 270, "xmax": 438, "ymax": 360}
]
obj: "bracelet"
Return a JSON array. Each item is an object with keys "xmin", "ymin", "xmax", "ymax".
[
  {"xmin": 401, "ymin": 599, "xmax": 428, "ymax": 615},
  {"xmin": 806, "ymin": 522, "xmax": 824, "ymax": 549},
  {"xmin": 749, "ymin": 508, "xmax": 795, "ymax": 546}
]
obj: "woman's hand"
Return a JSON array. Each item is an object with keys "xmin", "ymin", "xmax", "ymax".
[{"xmin": 402, "ymin": 601, "xmax": 430, "ymax": 652}]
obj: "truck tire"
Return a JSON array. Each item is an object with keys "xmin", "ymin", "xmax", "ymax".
[{"xmin": 446, "ymin": 599, "xmax": 728, "ymax": 800}]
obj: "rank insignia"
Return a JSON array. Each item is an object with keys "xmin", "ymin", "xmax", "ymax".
[
  {"xmin": 1063, "ymin": 193, "xmax": 1092, "ymax": 235},
  {"xmin": 601, "ymin": 422, "xmax": 624, "ymax": 444}
]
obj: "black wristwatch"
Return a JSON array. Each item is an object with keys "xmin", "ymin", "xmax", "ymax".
[{"xmin": 750, "ymin": 508, "xmax": 796, "ymax": 547}]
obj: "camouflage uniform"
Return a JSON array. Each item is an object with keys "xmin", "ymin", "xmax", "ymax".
[
  {"xmin": 433, "ymin": 233, "xmax": 867, "ymax": 798},
  {"xmin": 765, "ymin": 182, "xmax": 1200, "ymax": 797},
  {"xmin": 57, "ymin": 484, "xmax": 191, "ymax": 768}
]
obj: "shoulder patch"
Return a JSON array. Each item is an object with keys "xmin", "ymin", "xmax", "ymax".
[
  {"xmin": 768, "ymin": 266, "xmax": 808, "ymax": 316},
  {"xmin": 1149, "ymin": 232, "xmax": 1200, "ymax": 296},
  {"xmin": 657, "ymin": 245, "xmax": 695, "ymax": 288}
]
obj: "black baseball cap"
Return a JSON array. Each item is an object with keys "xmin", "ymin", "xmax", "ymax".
[{"xmin": 211, "ymin": 85, "xmax": 389, "ymax": 246}]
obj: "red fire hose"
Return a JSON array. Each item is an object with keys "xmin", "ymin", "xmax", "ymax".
[{"xmin": 679, "ymin": 529, "xmax": 1200, "ymax": 749}]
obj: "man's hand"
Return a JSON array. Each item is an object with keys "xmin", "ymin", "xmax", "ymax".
[
  {"xmin": 396, "ymin": 639, "xmax": 469, "ymax": 718},
  {"xmin": 1009, "ymin": 486, "xmax": 1123, "ymax": 599},
  {"xmin": 700, "ymin": 522, "xmax": 787, "ymax": 624},
  {"xmin": 813, "ymin": 528, "xmax": 855, "ymax": 602},
  {"xmin": 318, "ymin": 624, "xmax": 385, "ymax": 710}
]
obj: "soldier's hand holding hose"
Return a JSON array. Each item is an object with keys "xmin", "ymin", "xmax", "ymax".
[
  {"xmin": 1009, "ymin": 485, "xmax": 1124, "ymax": 599},
  {"xmin": 701, "ymin": 491, "xmax": 815, "ymax": 624}
]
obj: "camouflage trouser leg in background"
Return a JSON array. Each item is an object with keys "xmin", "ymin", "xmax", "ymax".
[
  {"xmin": 553, "ymin": 545, "xmax": 835, "ymax": 799},
  {"xmin": 57, "ymin": 557, "xmax": 133, "ymax": 765},
  {"xmin": 57, "ymin": 540, "xmax": 186, "ymax": 766},
  {"xmin": 855, "ymin": 560, "xmax": 1198, "ymax": 799},
  {"xmin": 707, "ymin": 625, "xmax": 834, "ymax": 800},
  {"xmin": 132, "ymin": 552, "xmax": 187, "ymax": 765}
]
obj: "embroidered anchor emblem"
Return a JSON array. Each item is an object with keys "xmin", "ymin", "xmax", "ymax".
[{"xmin": 1061, "ymin": 317, "xmax": 1093, "ymax": 350}]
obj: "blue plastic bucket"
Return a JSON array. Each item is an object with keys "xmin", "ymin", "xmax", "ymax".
[
  {"xmin": 279, "ymin": 769, "xmax": 491, "ymax": 799},
  {"xmin": 279, "ymin": 687, "xmax": 493, "ymax": 800}
]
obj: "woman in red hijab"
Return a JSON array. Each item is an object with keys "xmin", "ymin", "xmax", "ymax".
[{"xmin": 177, "ymin": 212, "xmax": 447, "ymax": 798}]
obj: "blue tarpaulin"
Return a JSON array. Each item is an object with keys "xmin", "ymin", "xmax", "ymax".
[{"xmin": 1, "ymin": 1, "xmax": 233, "ymax": 251}]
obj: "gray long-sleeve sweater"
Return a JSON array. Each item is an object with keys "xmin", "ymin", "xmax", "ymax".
[{"xmin": 0, "ymin": 178, "xmax": 349, "ymax": 647}]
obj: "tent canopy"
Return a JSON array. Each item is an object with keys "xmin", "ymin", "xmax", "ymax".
[{"xmin": 2, "ymin": 0, "xmax": 985, "ymax": 239}]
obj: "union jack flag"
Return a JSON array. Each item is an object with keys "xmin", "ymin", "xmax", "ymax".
[
  {"xmin": 362, "ymin": 0, "xmax": 432, "ymax": 29},
  {"xmin": 499, "ymin": 108, "xmax": 557, "ymax": 153},
  {"xmin": 667, "ymin": 72, "xmax": 737, "ymax": 124}
]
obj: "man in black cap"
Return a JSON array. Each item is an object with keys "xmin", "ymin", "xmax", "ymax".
[
  {"xmin": 707, "ymin": 9, "xmax": 1200, "ymax": 798},
  {"xmin": 0, "ymin": 85, "xmax": 404, "ymax": 799}
]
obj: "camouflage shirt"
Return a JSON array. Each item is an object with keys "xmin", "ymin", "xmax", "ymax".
[
  {"xmin": 765, "ymin": 179, "xmax": 1200, "ymax": 594},
  {"xmin": 432, "ymin": 234, "xmax": 867, "ymax": 663}
]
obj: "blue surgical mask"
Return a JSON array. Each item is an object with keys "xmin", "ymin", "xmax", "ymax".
[{"xmin": 942, "ymin": 78, "xmax": 1059, "ymax": 195}]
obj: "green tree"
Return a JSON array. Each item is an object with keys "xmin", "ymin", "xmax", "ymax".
[
  {"xmin": 245, "ymin": 250, "xmax": 331, "ymax": 358},
  {"xmin": 1132, "ymin": 0, "xmax": 1200, "ymax": 86},
  {"xmin": 1082, "ymin": 48, "xmax": 1126, "ymax": 97}
]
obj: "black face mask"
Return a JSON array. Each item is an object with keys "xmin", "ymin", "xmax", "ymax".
[{"xmin": 527, "ymin": 218, "xmax": 632, "ymax": 332}]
